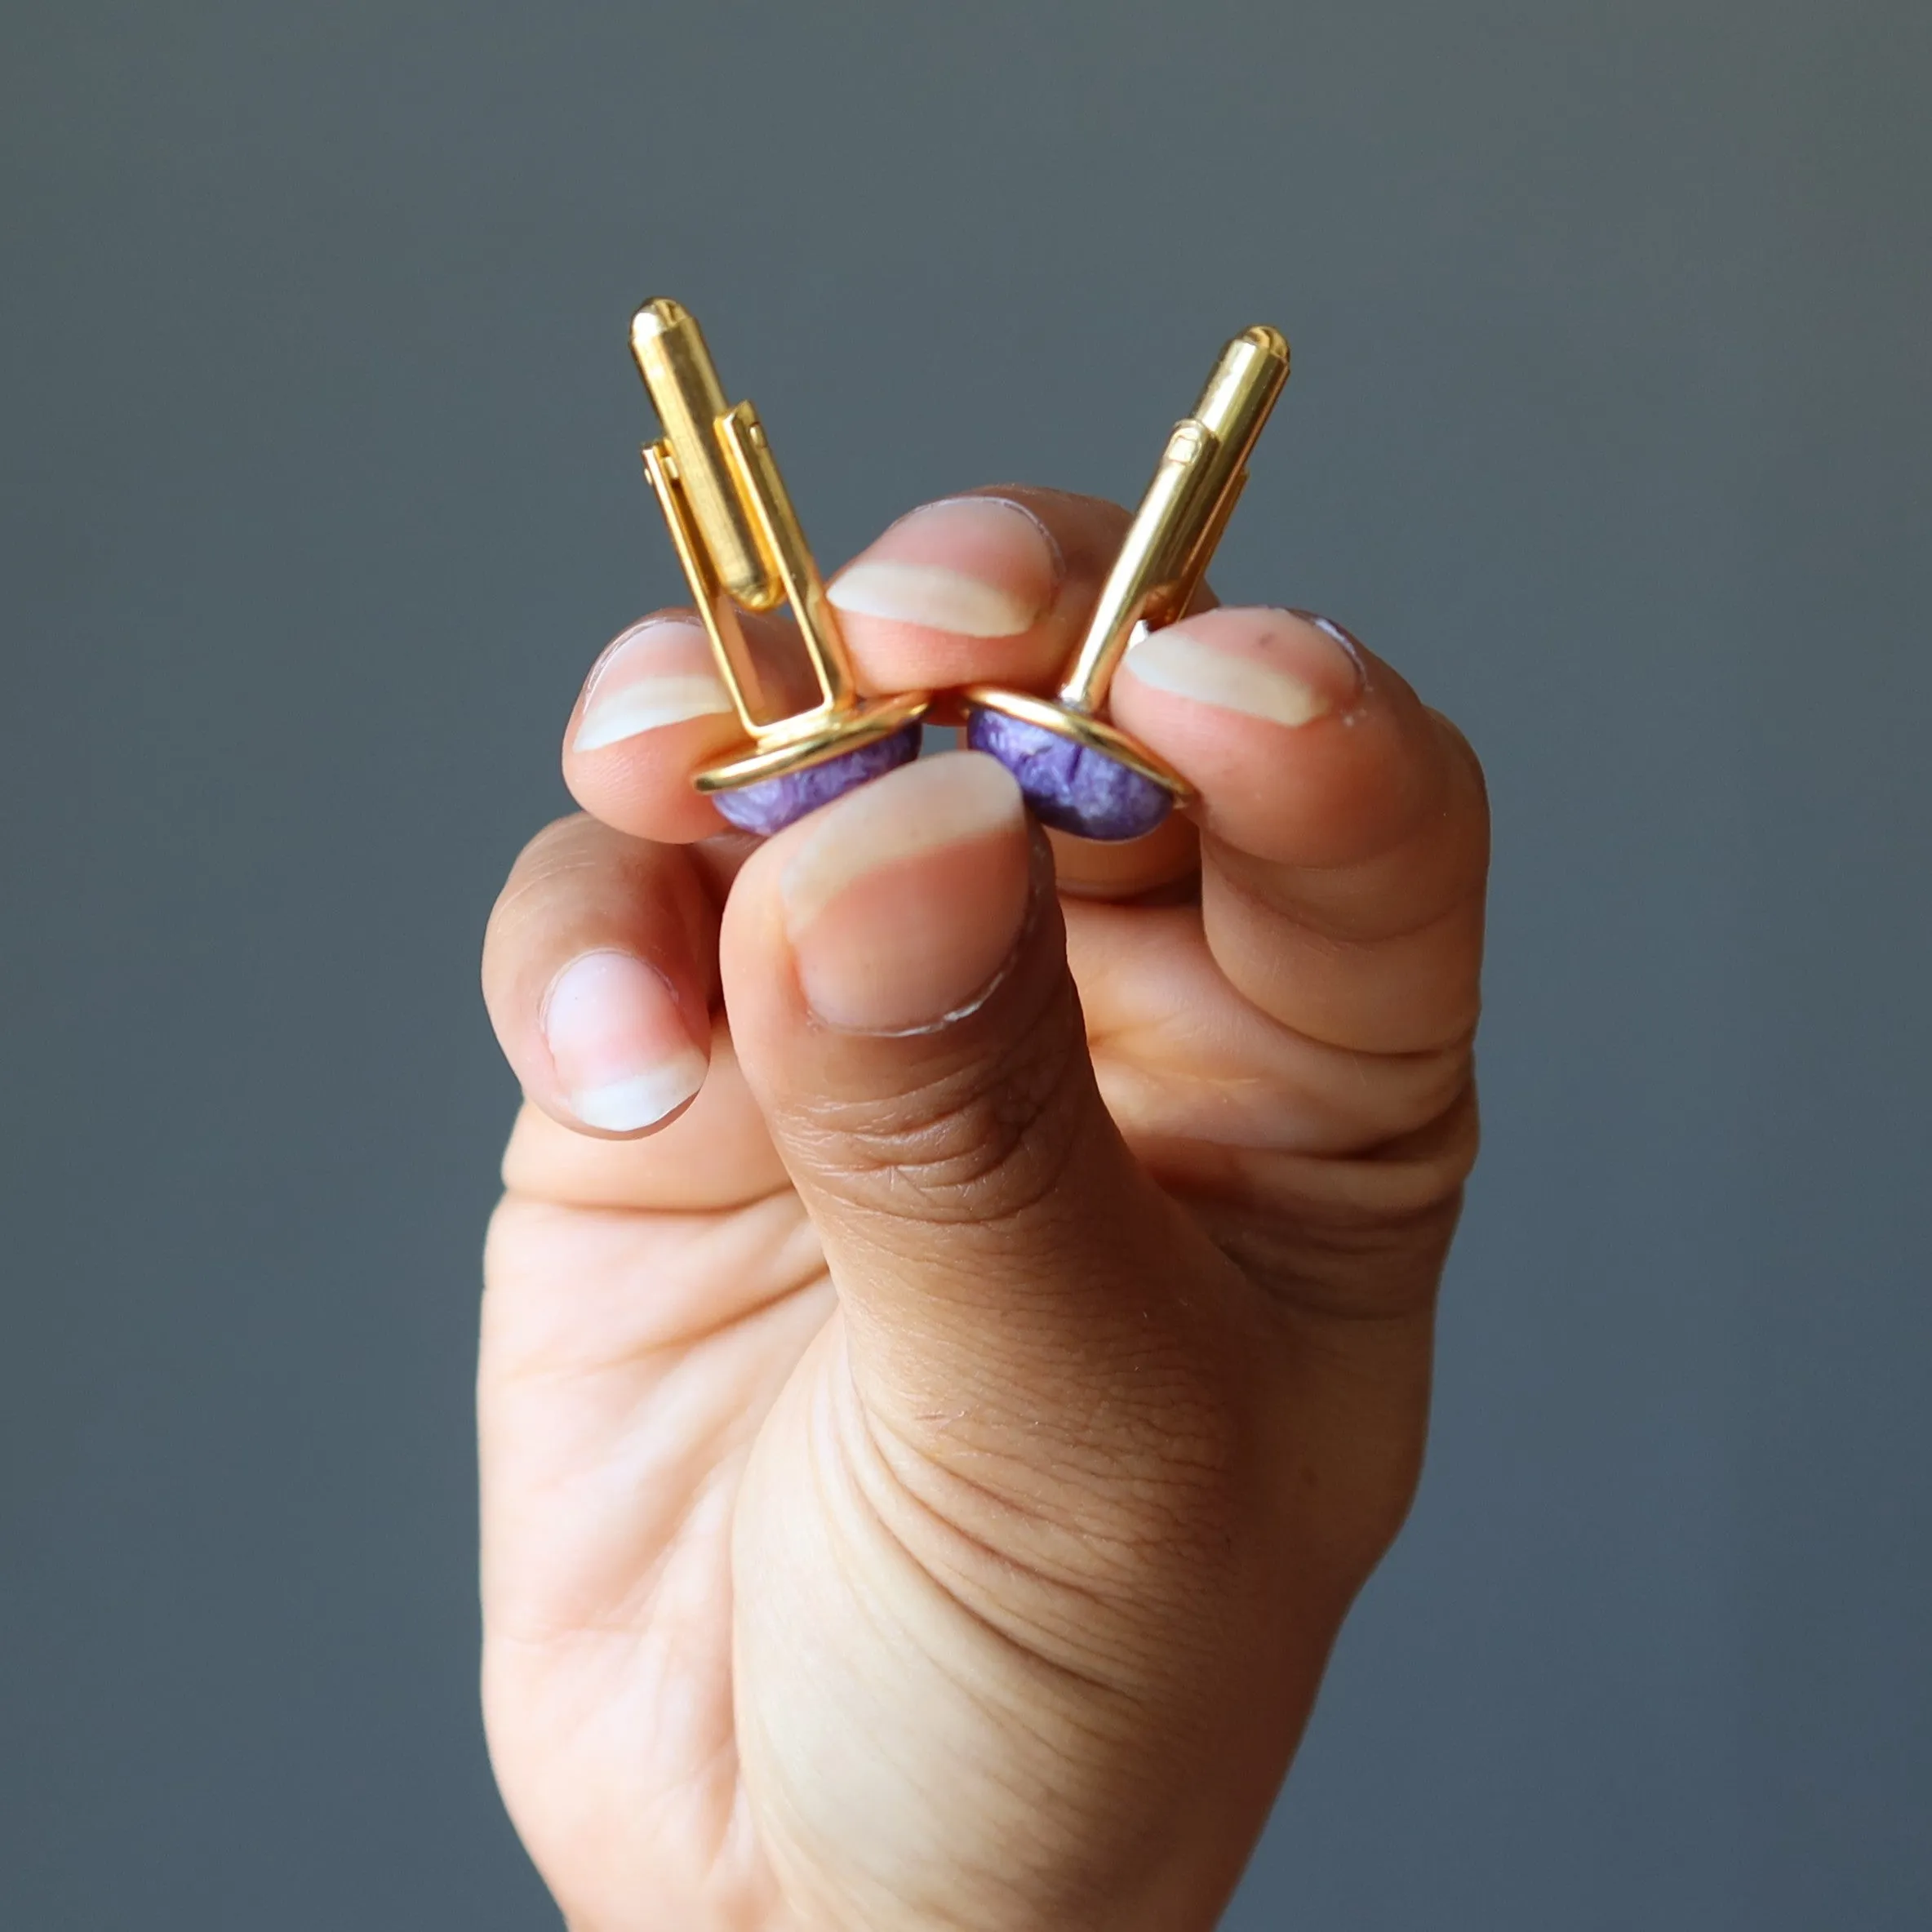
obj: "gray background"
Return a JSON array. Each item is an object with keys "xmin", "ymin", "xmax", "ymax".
[{"xmin": 2, "ymin": 0, "xmax": 1927, "ymax": 1925}]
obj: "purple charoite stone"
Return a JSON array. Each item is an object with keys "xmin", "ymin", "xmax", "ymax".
[
  {"xmin": 710, "ymin": 723, "xmax": 922, "ymax": 835},
  {"xmin": 966, "ymin": 706, "xmax": 1172, "ymax": 842}
]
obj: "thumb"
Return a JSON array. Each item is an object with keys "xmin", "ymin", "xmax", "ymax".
[{"xmin": 719, "ymin": 752, "xmax": 1228, "ymax": 1446}]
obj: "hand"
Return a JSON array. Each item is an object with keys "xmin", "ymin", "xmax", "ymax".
[{"xmin": 479, "ymin": 488, "xmax": 1487, "ymax": 1931}]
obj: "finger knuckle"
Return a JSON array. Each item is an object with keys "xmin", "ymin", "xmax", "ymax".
[{"xmin": 795, "ymin": 980, "xmax": 1092, "ymax": 1231}]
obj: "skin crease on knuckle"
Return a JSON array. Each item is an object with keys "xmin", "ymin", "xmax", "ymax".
[
  {"xmin": 492, "ymin": 814, "xmax": 622, "ymax": 914},
  {"xmin": 838, "ymin": 1367, "xmax": 1249, "ymax": 1702},
  {"xmin": 781, "ymin": 903, "xmax": 1095, "ymax": 1232},
  {"xmin": 792, "ymin": 1008, "xmax": 1089, "ymax": 1232},
  {"xmin": 1163, "ymin": 1083, "xmax": 1480, "ymax": 1317}
]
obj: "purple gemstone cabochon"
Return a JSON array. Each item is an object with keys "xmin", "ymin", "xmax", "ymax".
[
  {"xmin": 966, "ymin": 707, "xmax": 1172, "ymax": 842},
  {"xmin": 709, "ymin": 723, "xmax": 922, "ymax": 836}
]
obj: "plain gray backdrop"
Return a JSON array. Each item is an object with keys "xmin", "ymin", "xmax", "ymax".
[{"xmin": 3, "ymin": 1, "xmax": 1928, "ymax": 1925}]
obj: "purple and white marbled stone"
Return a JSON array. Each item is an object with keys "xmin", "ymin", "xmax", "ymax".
[
  {"xmin": 966, "ymin": 706, "xmax": 1172, "ymax": 842},
  {"xmin": 709, "ymin": 723, "xmax": 922, "ymax": 835}
]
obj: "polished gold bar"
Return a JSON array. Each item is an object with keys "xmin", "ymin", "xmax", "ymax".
[
  {"xmin": 1056, "ymin": 325, "xmax": 1290, "ymax": 713},
  {"xmin": 629, "ymin": 300, "xmax": 779, "ymax": 611},
  {"xmin": 628, "ymin": 299, "xmax": 928, "ymax": 800},
  {"xmin": 715, "ymin": 403, "xmax": 855, "ymax": 718},
  {"xmin": 961, "ymin": 324, "xmax": 1291, "ymax": 837},
  {"xmin": 638, "ymin": 439, "xmax": 770, "ymax": 735}
]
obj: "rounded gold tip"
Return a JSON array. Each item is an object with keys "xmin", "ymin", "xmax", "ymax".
[
  {"xmin": 631, "ymin": 296, "xmax": 691, "ymax": 339},
  {"xmin": 1236, "ymin": 323, "xmax": 1290, "ymax": 364}
]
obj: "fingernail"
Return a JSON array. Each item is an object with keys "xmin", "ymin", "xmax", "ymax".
[
  {"xmin": 572, "ymin": 619, "xmax": 735, "ymax": 752},
  {"xmin": 541, "ymin": 950, "xmax": 707, "ymax": 1131},
  {"xmin": 1121, "ymin": 607, "xmax": 1362, "ymax": 727},
  {"xmin": 827, "ymin": 497, "xmax": 1061, "ymax": 638},
  {"xmin": 781, "ymin": 752, "xmax": 1028, "ymax": 1032}
]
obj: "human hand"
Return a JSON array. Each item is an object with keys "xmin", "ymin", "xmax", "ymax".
[{"xmin": 479, "ymin": 487, "xmax": 1487, "ymax": 1931}]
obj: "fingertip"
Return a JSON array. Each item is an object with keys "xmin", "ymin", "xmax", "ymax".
[
  {"xmin": 482, "ymin": 819, "xmax": 720, "ymax": 1141},
  {"xmin": 830, "ymin": 496, "xmax": 1062, "ymax": 633},
  {"xmin": 1113, "ymin": 607, "xmax": 1437, "ymax": 866},
  {"xmin": 827, "ymin": 490, "xmax": 1128, "ymax": 700},
  {"xmin": 725, "ymin": 750, "xmax": 1033, "ymax": 1038},
  {"xmin": 1115, "ymin": 606, "xmax": 1367, "ymax": 738},
  {"xmin": 536, "ymin": 948, "xmax": 710, "ymax": 1138},
  {"xmin": 562, "ymin": 615, "xmax": 741, "ymax": 843}
]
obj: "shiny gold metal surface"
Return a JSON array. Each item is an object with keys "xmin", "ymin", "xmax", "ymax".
[
  {"xmin": 966, "ymin": 323, "xmax": 1290, "ymax": 813},
  {"xmin": 689, "ymin": 689, "xmax": 930, "ymax": 794},
  {"xmin": 1055, "ymin": 325, "xmax": 1289, "ymax": 715},
  {"xmin": 630, "ymin": 299, "xmax": 928, "ymax": 792},
  {"xmin": 630, "ymin": 300, "xmax": 778, "ymax": 611}
]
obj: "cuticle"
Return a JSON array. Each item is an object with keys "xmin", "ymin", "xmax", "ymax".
[{"xmin": 1279, "ymin": 606, "xmax": 1373, "ymax": 721}]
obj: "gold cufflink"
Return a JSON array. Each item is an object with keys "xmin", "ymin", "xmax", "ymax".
[
  {"xmin": 629, "ymin": 298, "xmax": 930, "ymax": 833},
  {"xmin": 964, "ymin": 326, "xmax": 1290, "ymax": 840}
]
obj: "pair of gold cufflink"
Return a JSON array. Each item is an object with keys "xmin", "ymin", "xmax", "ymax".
[{"xmin": 629, "ymin": 298, "xmax": 1290, "ymax": 841}]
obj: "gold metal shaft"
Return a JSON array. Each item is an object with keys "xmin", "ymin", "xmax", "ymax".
[
  {"xmin": 1055, "ymin": 325, "xmax": 1290, "ymax": 713},
  {"xmin": 630, "ymin": 300, "xmax": 778, "ymax": 611},
  {"xmin": 629, "ymin": 298, "xmax": 926, "ymax": 793}
]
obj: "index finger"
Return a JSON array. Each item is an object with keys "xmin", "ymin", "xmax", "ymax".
[{"xmin": 1110, "ymin": 607, "xmax": 1488, "ymax": 1056}]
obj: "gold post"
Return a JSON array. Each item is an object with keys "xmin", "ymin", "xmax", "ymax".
[
  {"xmin": 629, "ymin": 300, "xmax": 779, "ymax": 611},
  {"xmin": 629, "ymin": 299, "xmax": 927, "ymax": 796},
  {"xmin": 962, "ymin": 325, "xmax": 1290, "ymax": 827},
  {"xmin": 1056, "ymin": 326, "xmax": 1289, "ymax": 715}
]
